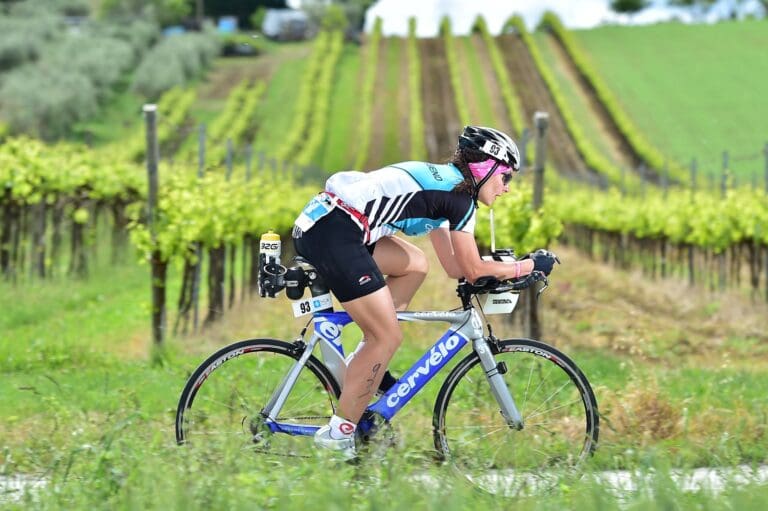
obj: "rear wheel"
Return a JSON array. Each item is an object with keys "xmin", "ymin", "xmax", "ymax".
[
  {"xmin": 433, "ymin": 339, "xmax": 599, "ymax": 494},
  {"xmin": 176, "ymin": 339, "xmax": 340, "ymax": 458}
]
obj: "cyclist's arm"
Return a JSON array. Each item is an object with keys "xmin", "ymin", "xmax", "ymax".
[
  {"xmin": 429, "ymin": 228, "xmax": 463, "ymax": 278},
  {"xmin": 432, "ymin": 229, "xmax": 534, "ymax": 282}
]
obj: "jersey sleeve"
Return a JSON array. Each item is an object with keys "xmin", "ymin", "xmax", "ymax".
[
  {"xmin": 443, "ymin": 192, "xmax": 476, "ymax": 234},
  {"xmin": 455, "ymin": 209, "xmax": 476, "ymax": 234}
]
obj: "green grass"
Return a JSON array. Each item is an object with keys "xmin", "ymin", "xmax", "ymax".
[
  {"xmin": 573, "ymin": 20, "xmax": 768, "ymax": 178},
  {"xmin": 319, "ymin": 44, "xmax": 362, "ymax": 171},
  {"xmin": 0, "ymin": 253, "xmax": 185, "ymax": 373},
  {"xmin": 251, "ymin": 56, "xmax": 310, "ymax": 160},
  {"xmin": 458, "ymin": 36, "xmax": 499, "ymax": 127},
  {"xmin": 533, "ymin": 32, "xmax": 625, "ymax": 169},
  {"xmin": 3, "ymin": 266, "xmax": 768, "ymax": 506},
  {"xmin": 381, "ymin": 37, "xmax": 406, "ymax": 165}
]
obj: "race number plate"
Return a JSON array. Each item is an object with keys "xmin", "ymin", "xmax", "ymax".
[{"xmin": 292, "ymin": 293, "xmax": 333, "ymax": 317}]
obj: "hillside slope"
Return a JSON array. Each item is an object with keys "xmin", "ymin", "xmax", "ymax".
[{"xmin": 573, "ymin": 20, "xmax": 768, "ymax": 178}]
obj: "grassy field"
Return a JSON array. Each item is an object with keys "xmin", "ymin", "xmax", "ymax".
[
  {"xmin": 573, "ymin": 20, "xmax": 768, "ymax": 179},
  {"xmin": 319, "ymin": 44, "xmax": 362, "ymax": 171},
  {"xmin": 456, "ymin": 36, "xmax": 500, "ymax": 128},
  {"xmin": 4, "ymin": 27, "xmax": 768, "ymax": 508},
  {"xmin": 380, "ymin": 37, "xmax": 407, "ymax": 166},
  {"xmin": 2, "ymin": 235, "xmax": 767, "ymax": 508},
  {"xmin": 249, "ymin": 47, "xmax": 311, "ymax": 159},
  {"xmin": 533, "ymin": 32, "xmax": 627, "ymax": 170}
]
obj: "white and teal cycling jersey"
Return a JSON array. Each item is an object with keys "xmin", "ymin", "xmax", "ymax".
[{"xmin": 324, "ymin": 161, "xmax": 476, "ymax": 244}]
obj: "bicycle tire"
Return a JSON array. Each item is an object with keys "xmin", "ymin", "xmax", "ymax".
[
  {"xmin": 176, "ymin": 338, "xmax": 340, "ymax": 458},
  {"xmin": 433, "ymin": 338, "xmax": 599, "ymax": 493}
]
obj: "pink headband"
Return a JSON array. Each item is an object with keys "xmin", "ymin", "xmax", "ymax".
[{"xmin": 468, "ymin": 159, "xmax": 512, "ymax": 180}]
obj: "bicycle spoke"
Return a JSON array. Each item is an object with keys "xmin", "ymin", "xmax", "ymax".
[
  {"xmin": 177, "ymin": 341, "xmax": 338, "ymax": 459},
  {"xmin": 525, "ymin": 397, "xmax": 583, "ymax": 423},
  {"xmin": 524, "ymin": 380, "xmax": 574, "ymax": 419},
  {"xmin": 436, "ymin": 340, "xmax": 598, "ymax": 486}
]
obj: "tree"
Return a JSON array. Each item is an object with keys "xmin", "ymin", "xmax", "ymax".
[
  {"xmin": 301, "ymin": 0, "xmax": 375, "ymax": 34},
  {"xmin": 97, "ymin": 0, "xmax": 191, "ymax": 25},
  {"xmin": 610, "ymin": 0, "xmax": 650, "ymax": 16},
  {"xmin": 203, "ymin": 0, "xmax": 287, "ymax": 29},
  {"xmin": 321, "ymin": 4, "xmax": 348, "ymax": 32}
]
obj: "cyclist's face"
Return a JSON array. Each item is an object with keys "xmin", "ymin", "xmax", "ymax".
[{"xmin": 478, "ymin": 171, "xmax": 513, "ymax": 206}]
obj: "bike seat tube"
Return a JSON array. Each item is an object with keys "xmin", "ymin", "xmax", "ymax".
[{"xmin": 308, "ymin": 272, "xmax": 333, "ymax": 313}]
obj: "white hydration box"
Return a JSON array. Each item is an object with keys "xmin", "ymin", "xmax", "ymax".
[{"xmin": 480, "ymin": 251, "xmax": 520, "ymax": 314}]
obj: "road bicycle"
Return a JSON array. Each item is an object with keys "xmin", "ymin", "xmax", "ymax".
[{"xmin": 175, "ymin": 247, "xmax": 599, "ymax": 491}]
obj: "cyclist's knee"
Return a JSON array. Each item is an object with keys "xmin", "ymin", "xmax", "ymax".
[
  {"xmin": 411, "ymin": 247, "xmax": 429, "ymax": 277},
  {"xmin": 365, "ymin": 328, "xmax": 403, "ymax": 353}
]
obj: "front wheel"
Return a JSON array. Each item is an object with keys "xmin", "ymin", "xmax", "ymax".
[
  {"xmin": 433, "ymin": 339, "xmax": 599, "ymax": 493},
  {"xmin": 176, "ymin": 339, "xmax": 340, "ymax": 458}
]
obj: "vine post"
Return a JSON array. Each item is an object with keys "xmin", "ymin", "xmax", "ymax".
[
  {"xmin": 242, "ymin": 145, "xmax": 253, "ymax": 302},
  {"xmin": 719, "ymin": 150, "xmax": 728, "ymax": 290},
  {"xmin": 525, "ymin": 111, "xmax": 548, "ymax": 340},
  {"xmin": 688, "ymin": 158, "xmax": 697, "ymax": 286},
  {"xmin": 144, "ymin": 104, "xmax": 166, "ymax": 346},
  {"xmin": 226, "ymin": 139, "xmax": 236, "ymax": 309},
  {"xmin": 764, "ymin": 143, "xmax": 768, "ymax": 302},
  {"xmin": 764, "ymin": 142, "xmax": 768, "ymax": 194},
  {"xmin": 192, "ymin": 124, "xmax": 206, "ymax": 332}
]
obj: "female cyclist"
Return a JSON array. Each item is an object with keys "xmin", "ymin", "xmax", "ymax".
[{"xmin": 291, "ymin": 126, "xmax": 558, "ymax": 458}]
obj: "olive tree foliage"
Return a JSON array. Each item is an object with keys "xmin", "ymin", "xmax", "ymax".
[
  {"xmin": 95, "ymin": 0, "xmax": 191, "ymax": 26},
  {"xmin": 0, "ymin": 33, "xmax": 136, "ymax": 138},
  {"xmin": 4, "ymin": 0, "xmax": 91, "ymax": 17},
  {"xmin": 0, "ymin": 67, "xmax": 99, "ymax": 139},
  {"xmin": 132, "ymin": 32, "xmax": 221, "ymax": 99},
  {"xmin": 0, "ymin": 1, "xmax": 159, "ymax": 139},
  {"xmin": 0, "ymin": 12, "xmax": 59, "ymax": 71}
]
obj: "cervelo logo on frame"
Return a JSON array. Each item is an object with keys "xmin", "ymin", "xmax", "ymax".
[
  {"xmin": 316, "ymin": 320, "xmax": 342, "ymax": 346},
  {"xmin": 386, "ymin": 334, "xmax": 464, "ymax": 408}
]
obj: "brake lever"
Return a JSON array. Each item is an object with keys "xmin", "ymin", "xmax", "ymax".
[{"xmin": 533, "ymin": 271, "xmax": 549, "ymax": 300}]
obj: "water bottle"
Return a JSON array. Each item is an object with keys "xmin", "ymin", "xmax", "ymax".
[
  {"xmin": 259, "ymin": 231, "xmax": 282, "ymax": 297},
  {"xmin": 259, "ymin": 231, "xmax": 281, "ymax": 265}
]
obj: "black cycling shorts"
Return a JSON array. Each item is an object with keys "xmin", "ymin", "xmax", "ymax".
[{"xmin": 293, "ymin": 208, "xmax": 385, "ymax": 303}]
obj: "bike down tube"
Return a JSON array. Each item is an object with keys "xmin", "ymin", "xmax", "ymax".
[{"xmin": 369, "ymin": 328, "xmax": 469, "ymax": 420}]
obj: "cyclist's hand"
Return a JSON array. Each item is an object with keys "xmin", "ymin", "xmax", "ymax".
[{"xmin": 523, "ymin": 249, "xmax": 560, "ymax": 276}]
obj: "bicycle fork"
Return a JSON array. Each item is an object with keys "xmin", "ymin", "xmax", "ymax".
[{"xmin": 473, "ymin": 337, "xmax": 524, "ymax": 430}]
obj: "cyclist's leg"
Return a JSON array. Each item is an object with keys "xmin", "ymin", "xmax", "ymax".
[
  {"xmin": 372, "ymin": 235, "xmax": 429, "ymax": 311},
  {"xmin": 337, "ymin": 286, "xmax": 402, "ymax": 422}
]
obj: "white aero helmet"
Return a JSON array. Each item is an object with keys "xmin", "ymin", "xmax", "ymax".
[{"xmin": 458, "ymin": 125, "xmax": 521, "ymax": 171}]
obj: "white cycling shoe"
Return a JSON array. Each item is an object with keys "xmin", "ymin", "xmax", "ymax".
[{"xmin": 314, "ymin": 425, "xmax": 357, "ymax": 461}]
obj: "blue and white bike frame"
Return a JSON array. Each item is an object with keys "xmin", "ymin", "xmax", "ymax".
[{"xmin": 260, "ymin": 307, "xmax": 524, "ymax": 437}]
